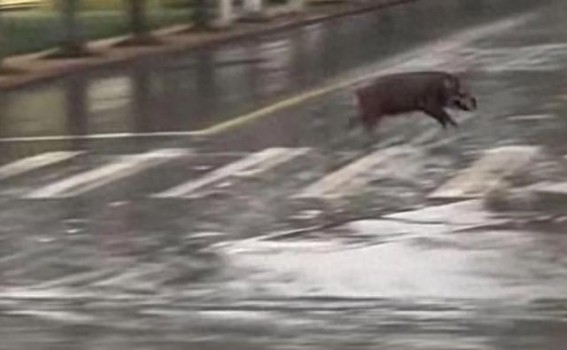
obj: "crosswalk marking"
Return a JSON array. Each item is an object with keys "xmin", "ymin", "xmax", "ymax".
[
  {"xmin": 293, "ymin": 146, "xmax": 414, "ymax": 201},
  {"xmin": 383, "ymin": 200, "xmax": 506, "ymax": 227},
  {"xmin": 529, "ymin": 182, "xmax": 567, "ymax": 214},
  {"xmin": 24, "ymin": 149, "xmax": 188, "ymax": 199},
  {"xmin": 153, "ymin": 147, "xmax": 310, "ymax": 199},
  {"xmin": 507, "ymin": 114, "xmax": 555, "ymax": 122},
  {"xmin": 531, "ymin": 182, "xmax": 567, "ymax": 197},
  {"xmin": 233, "ymin": 148, "xmax": 310, "ymax": 179},
  {"xmin": 532, "ymin": 182, "xmax": 567, "ymax": 198},
  {"xmin": 0, "ymin": 151, "xmax": 83, "ymax": 182},
  {"xmin": 428, "ymin": 145, "xmax": 542, "ymax": 201}
]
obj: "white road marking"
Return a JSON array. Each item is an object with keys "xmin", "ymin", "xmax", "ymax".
[
  {"xmin": 532, "ymin": 182, "xmax": 567, "ymax": 196},
  {"xmin": 384, "ymin": 200, "xmax": 503, "ymax": 226},
  {"xmin": 293, "ymin": 146, "xmax": 416, "ymax": 201},
  {"xmin": 428, "ymin": 145, "xmax": 542, "ymax": 201},
  {"xmin": 0, "ymin": 151, "xmax": 83, "ymax": 181},
  {"xmin": 153, "ymin": 147, "xmax": 310, "ymax": 199},
  {"xmin": 507, "ymin": 114, "xmax": 556, "ymax": 122},
  {"xmin": 24, "ymin": 149, "xmax": 188, "ymax": 199}
]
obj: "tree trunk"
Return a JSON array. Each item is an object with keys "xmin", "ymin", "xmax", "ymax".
[
  {"xmin": 0, "ymin": 12, "xmax": 5, "ymax": 71},
  {"xmin": 192, "ymin": 0, "xmax": 213, "ymax": 30},
  {"xmin": 129, "ymin": 0, "xmax": 148, "ymax": 37},
  {"xmin": 56, "ymin": 0, "xmax": 89, "ymax": 57},
  {"xmin": 122, "ymin": 0, "xmax": 160, "ymax": 46}
]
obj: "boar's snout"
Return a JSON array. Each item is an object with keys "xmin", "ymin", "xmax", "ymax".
[{"xmin": 452, "ymin": 93, "xmax": 477, "ymax": 112}]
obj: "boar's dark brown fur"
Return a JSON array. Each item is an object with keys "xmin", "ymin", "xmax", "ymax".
[{"xmin": 351, "ymin": 71, "xmax": 477, "ymax": 131}]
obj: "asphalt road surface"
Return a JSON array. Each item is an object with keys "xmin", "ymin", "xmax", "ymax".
[{"xmin": 2, "ymin": 0, "xmax": 567, "ymax": 349}]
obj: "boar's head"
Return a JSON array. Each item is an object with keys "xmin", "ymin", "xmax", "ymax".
[{"xmin": 443, "ymin": 75, "xmax": 477, "ymax": 112}]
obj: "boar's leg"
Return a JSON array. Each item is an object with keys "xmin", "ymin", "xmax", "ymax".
[
  {"xmin": 422, "ymin": 104, "xmax": 458, "ymax": 129},
  {"xmin": 446, "ymin": 115, "xmax": 459, "ymax": 128}
]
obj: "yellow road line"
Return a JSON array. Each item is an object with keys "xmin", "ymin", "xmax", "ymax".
[{"xmin": 193, "ymin": 81, "xmax": 354, "ymax": 136}]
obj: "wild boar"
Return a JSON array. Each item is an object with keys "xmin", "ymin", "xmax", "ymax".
[{"xmin": 350, "ymin": 71, "xmax": 477, "ymax": 131}]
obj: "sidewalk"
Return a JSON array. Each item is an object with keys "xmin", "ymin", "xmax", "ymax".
[{"xmin": 0, "ymin": 0, "xmax": 416, "ymax": 91}]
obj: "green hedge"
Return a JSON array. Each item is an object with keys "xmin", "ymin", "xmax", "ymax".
[
  {"xmin": 42, "ymin": 0, "xmax": 288, "ymax": 11},
  {"xmin": 42, "ymin": 0, "xmax": 185, "ymax": 11},
  {"xmin": 2, "ymin": 9, "xmax": 193, "ymax": 56},
  {"xmin": 160, "ymin": 0, "xmax": 194, "ymax": 9}
]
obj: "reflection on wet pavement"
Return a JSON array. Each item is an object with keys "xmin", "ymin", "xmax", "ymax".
[{"xmin": 0, "ymin": 0, "xmax": 544, "ymax": 141}]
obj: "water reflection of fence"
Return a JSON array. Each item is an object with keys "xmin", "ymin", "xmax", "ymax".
[{"xmin": 0, "ymin": 17, "xmax": 313, "ymax": 162}]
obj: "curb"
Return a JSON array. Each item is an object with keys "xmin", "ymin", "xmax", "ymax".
[{"xmin": 0, "ymin": 0, "xmax": 417, "ymax": 91}]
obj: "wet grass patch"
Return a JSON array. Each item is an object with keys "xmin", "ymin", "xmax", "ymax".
[{"xmin": 2, "ymin": 9, "xmax": 193, "ymax": 56}]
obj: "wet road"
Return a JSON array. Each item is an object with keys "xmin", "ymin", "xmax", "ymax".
[{"xmin": 2, "ymin": 0, "xmax": 567, "ymax": 348}]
